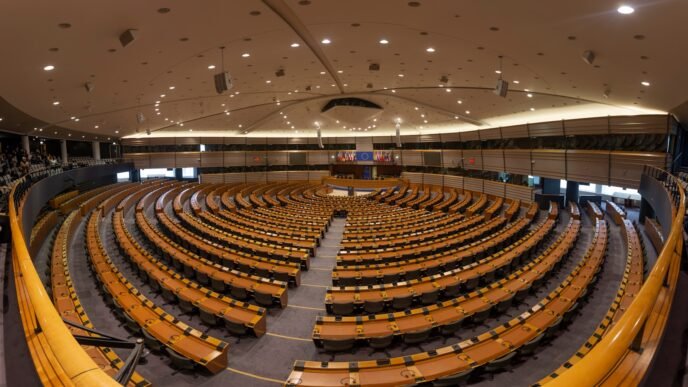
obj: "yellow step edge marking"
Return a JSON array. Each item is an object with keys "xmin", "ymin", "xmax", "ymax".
[
  {"xmin": 225, "ymin": 366, "xmax": 284, "ymax": 384},
  {"xmin": 288, "ymin": 304, "xmax": 326, "ymax": 311},
  {"xmin": 301, "ymin": 283, "xmax": 328, "ymax": 288},
  {"xmin": 266, "ymin": 332, "xmax": 313, "ymax": 342}
]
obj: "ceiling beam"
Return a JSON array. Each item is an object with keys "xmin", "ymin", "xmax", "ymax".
[{"xmin": 262, "ymin": 0, "xmax": 345, "ymax": 93}]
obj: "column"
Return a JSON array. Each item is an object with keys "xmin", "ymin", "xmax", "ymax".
[
  {"xmin": 60, "ymin": 139, "xmax": 68, "ymax": 164},
  {"xmin": 566, "ymin": 181, "xmax": 580, "ymax": 204},
  {"xmin": 541, "ymin": 178, "xmax": 561, "ymax": 195},
  {"xmin": 91, "ymin": 141, "xmax": 101, "ymax": 160},
  {"xmin": 21, "ymin": 135, "xmax": 30, "ymax": 157}
]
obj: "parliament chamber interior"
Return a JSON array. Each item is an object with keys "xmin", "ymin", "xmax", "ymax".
[{"xmin": 1, "ymin": 1, "xmax": 688, "ymax": 386}]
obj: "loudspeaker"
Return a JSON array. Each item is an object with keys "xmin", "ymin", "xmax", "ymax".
[
  {"xmin": 317, "ymin": 128, "xmax": 324, "ymax": 149},
  {"xmin": 84, "ymin": 82, "xmax": 94, "ymax": 93},
  {"xmin": 369, "ymin": 63, "xmax": 380, "ymax": 71},
  {"xmin": 119, "ymin": 29, "xmax": 137, "ymax": 48},
  {"xmin": 582, "ymin": 50, "xmax": 595, "ymax": 65},
  {"xmin": 275, "ymin": 69, "xmax": 285, "ymax": 77},
  {"xmin": 214, "ymin": 72, "xmax": 233, "ymax": 94},
  {"xmin": 396, "ymin": 126, "xmax": 402, "ymax": 148},
  {"xmin": 136, "ymin": 112, "xmax": 145, "ymax": 124},
  {"xmin": 494, "ymin": 79, "xmax": 509, "ymax": 98}
]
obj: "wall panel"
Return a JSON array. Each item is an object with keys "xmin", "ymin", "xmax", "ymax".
[
  {"xmin": 483, "ymin": 180, "xmax": 506, "ymax": 198},
  {"xmin": 503, "ymin": 149, "xmax": 531, "ymax": 175},
  {"xmin": 149, "ymin": 152, "xmax": 175, "ymax": 168},
  {"xmin": 566, "ymin": 150, "xmax": 609, "ymax": 185},
  {"xmin": 482, "ymin": 149, "xmax": 504, "ymax": 172},
  {"xmin": 532, "ymin": 150, "xmax": 565, "ymax": 179},
  {"xmin": 479, "ymin": 128, "xmax": 502, "ymax": 140},
  {"xmin": 462, "ymin": 150, "xmax": 482, "ymax": 170},
  {"xmin": 461, "ymin": 130, "xmax": 480, "ymax": 142},
  {"xmin": 565, "ymin": 117, "xmax": 609, "ymax": 136},
  {"xmin": 442, "ymin": 149, "xmax": 462, "ymax": 168},
  {"xmin": 308, "ymin": 151, "xmax": 330, "ymax": 165},
  {"xmin": 128, "ymin": 153, "xmax": 150, "ymax": 169},
  {"xmin": 267, "ymin": 171, "xmax": 287, "ymax": 182},
  {"xmin": 174, "ymin": 152, "xmax": 200, "ymax": 167},
  {"xmin": 500, "ymin": 124, "xmax": 529, "ymax": 139},
  {"xmin": 443, "ymin": 175, "xmax": 463, "ymax": 190},
  {"xmin": 464, "ymin": 177, "xmax": 483, "ymax": 193},
  {"xmin": 529, "ymin": 121, "xmax": 563, "ymax": 137},
  {"xmin": 401, "ymin": 150, "xmax": 423, "ymax": 166},
  {"xmin": 423, "ymin": 174, "xmax": 443, "ymax": 186},
  {"xmin": 402, "ymin": 172, "xmax": 423, "ymax": 184},
  {"xmin": 223, "ymin": 152, "xmax": 245, "ymax": 167},
  {"xmin": 506, "ymin": 184, "xmax": 534, "ymax": 203},
  {"xmin": 610, "ymin": 115, "xmax": 667, "ymax": 134},
  {"xmin": 610, "ymin": 151, "xmax": 668, "ymax": 188},
  {"xmin": 200, "ymin": 151, "xmax": 223, "ymax": 167},
  {"xmin": 267, "ymin": 152, "xmax": 288, "ymax": 166},
  {"xmin": 246, "ymin": 172, "xmax": 266, "ymax": 183}
]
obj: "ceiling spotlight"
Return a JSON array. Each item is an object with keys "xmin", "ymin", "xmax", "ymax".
[
  {"xmin": 115, "ymin": 130, "xmax": 119, "ymax": 134},
  {"xmin": 582, "ymin": 50, "xmax": 595, "ymax": 65},
  {"xmin": 319, "ymin": 71, "xmax": 326, "ymax": 75},
  {"xmin": 337, "ymin": 70, "xmax": 343, "ymax": 74},
  {"xmin": 495, "ymin": 70, "xmax": 502, "ymax": 74},
  {"xmin": 169, "ymin": 86, "xmax": 175, "ymax": 90},
  {"xmin": 43, "ymin": 65, "xmax": 55, "ymax": 71},
  {"xmin": 160, "ymin": 94, "xmax": 166, "ymax": 98},
  {"xmin": 617, "ymin": 5, "xmax": 635, "ymax": 14},
  {"xmin": 457, "ymin": 100, "xmax": 463, "ymax": 104},
  {"xmin": 426, "ymin": 47, "xmax": 436, "ymax": 53},
  {"xmin": 445, "ymin": 88, "xmax": 451, "ymax": 92},
  {"xmin": 52, "ymin": 101, "xmax": 60, "ymax": 106},
  {"xmin": 208, "ymin": 65, "xmax": 216, "ymax": 69},
  {"xmin": 266, "ymin": 80, "xmax": 271, "ymax": 83},
  {"xmin": 465, "ymin": 110, "xmax": 471, "ymax": 114},
  {"xmin": 398, "ymin": 73, "xmax": 404, "ymax": 77},
  {"xmin": 513, "ymin": 80, "xmax": 520, "ymax": 84},
  {"xmin": 290, "ymin": 42, "xmax": 300, "ymax": 48},
  {"xmin": 527, "ymin": 93, "xmax": 533, "ymax": 98},
  {"xmin": 241, "ymin": 53, "xmax": 250, "ymax": 58},
  {"xmin": 321, "ymin": 38, "xmax": 331, "ymax": 44},
  {"xmin": 379, "ymin": 39, "xmax": 389, "ymax": 44},
  {"xmin": 530, "ymin": 107, "xmax": 536, "ymax": 111},
  {"xmin": 641, "ymin": 81, "xmax": 651, "ymax": 86},
  {"xmin": 94, "ymin": 125, "xmax": 99, "ymax": 128}
]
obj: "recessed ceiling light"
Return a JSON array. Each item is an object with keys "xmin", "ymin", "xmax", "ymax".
[
  {"xmin": 115, "ymin": 130, "xmax": 119, "ymax": 134},
  {"xmin": 641, "ymin": 81, "xmax": 651, "ymax": 86},
  {"xmin": 445, "ymin": 88, "xmax": 451, "ymax": 92},
  {"xmin": 426, "ymin": 47, "xmax": 436, "ymax": 53},
  {"xmin": 52, "ymin": 101, "xmax": 60, "ymax": 106},
  {"xmin": 495, "ymin": 70, "xmax": 502, "ymax": 74},
  {"xmin": 379, "ymin": 39, "xmax": 389, "ymax": 44},
  {"xmin": 43, "ymin": 65, "xmax": 55, "ymax": 71},
  {"xmin": 266, "ymin": 80, "xmax": 271, "ymax": 83},
  {"xmin": 169, "ymin": 86, "xmax": 175, "ymax": 90},
  {"xmin": 457, "ymin": 100, "xmax": 463, "ymax": 104},
  {"xmin": 290, "ymin": 42, "xmax": 300, "ymax": 48},
  {"xmin": 160, "ymin": 94, "xmax": 166, "ymax": 98},
  {"xmin": 0, "ymin": 118, "xmax": 3, "ymax": 121},
  {"xmin": 527, "ymin": 93, "xmax": 533, "ymax": 98},
  {"xmin": 414, "ymin": 107, "xmax": 419, "ymax": 110},
  {"xmin": 617, "ymin": 5, "xmax": 635, "ymax": 14},
  {"xmin": 337, "ymin": 70, "xmax": 343, "ymax": 73},
  {"xmin": 398, "ymin": 73, "xmax": 404, "ymax": 77},
  {"xmin": 241, "ymin": 53, "xmax": 250, "ymax": 58},
  {"xmin": 94, "ymin": 125, "xmax": 99, "ymax": 129},
  {"xmin": 321, "ymin": 38, "xmax": 331, "ymax": 44},
  {"xmin": 208, "ymin": 65, "xmax": 216, "ymax": 69},
  {"xmin": 465, "ymin": 110, "xmax": 471, "ymax": 114},
  {"xmin": 513, "ymin": 80, "xmax": 520, "ymax": 84},
  {"xmin": 530, "ymin": 107, "xmax": 536, "ymax": 111}
]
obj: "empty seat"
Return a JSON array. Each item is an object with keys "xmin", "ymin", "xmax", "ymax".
[
  {"xmin": 391, "ymin": 294, "xmax": 414, "ymax": 310},
  {"xmin": 210, "ymin": 277, "xmax": 227, "ymax": 293},
  {"xmin": 160, "ymin": 286, "xmax": 177, "ymax": 303},
  {"xmin": 463, "ymin": 276, "xmax": 480, "ymax": 291},
  {"xmin": 123, "ymin": 313, "xmax": 140, "ymax": 333},
  {"xmin": 225, "ymin": 318, "xmax": 249, "ymax": 336},
  {"xmin": 331, "ymin": 301, "xmax": 355, "ymax": 316},
  {"xmin": 178, "ymin": 298, "xmax": 197, "ymax": 314},
  {"xmin": 443, "ymin": 282, "xmax": 462, "ymax": 298},
  {"xmin": 403, "ymin": 328, "xmax": 432, "ymax": 350},
  {"xmin": 322, "ymin": 338, "xmax": 355, "ymax": 354},
  {"xmin": 368, "ymin": 335, "xmax": 395, "ymax": 353},
  {"xmin": 470, "ymin": 306, "xmax": 491, "ymax": 325},
  {"xmin": 199, "ymin": 307, "xmax": 219, "ymax": 326},
  {"xmin": 432, "ymin": 368, "xmax": 473, "ymax": 386},
  {"xmin": 254, "ymin": 291, "xmax": 274, "ymax": 307},
  {"xmin": 494, "ymin": 295, "xmax": 514, "ymax": 315},
  {"xmin": 230, "ymin": 285, "xmax": 249, "ymax": 300},
  {"xmin": 142, "ymin": 329, "xmax": 164, "ymax": 352},
  {"xmin": 484, "ymin": 351, "xmax": 517, "ymax": 377},
  {"xmin": 420, "ymin": 288, "xmax": 440, "ymax": 305},
  {"xmin": 363, "ymin": 299, "xmax": 386, "ymax": 314},
  {"xmin": 165, "ymin": 348, "xmax": 195, "ymax": 371},
  {"xmin": 519, "ymin": 333, "xmax": 545, "ymax": 356},
  {"xmin": 439, "ymin": 318, "xmax": 464, "ymax": 343}
]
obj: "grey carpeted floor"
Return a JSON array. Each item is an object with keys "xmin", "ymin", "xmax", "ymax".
[{"xmin": 40, "ymin": 201, "xmax": 633, "ymax": 386}]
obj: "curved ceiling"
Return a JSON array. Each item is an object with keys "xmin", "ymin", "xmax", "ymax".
[{"xmin": 0, "ymin": 0, "xmax": 683, "ymax": 140}]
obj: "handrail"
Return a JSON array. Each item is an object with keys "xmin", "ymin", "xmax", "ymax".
[
  {"xmin": 9, "ymin": 181, "xmax": 121, "ymax": 385},
  {"xmin": 548, "ymin": 166, "xmax": 685, "ymax": 386}
]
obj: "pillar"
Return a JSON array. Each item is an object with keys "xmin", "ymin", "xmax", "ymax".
[
  {"xmin": 92, "ymin": 141, "xmax": 101, "ymax": 160},
  {"xmin": 541, "ymin": 178, "xmax": 561, "ymax": 195},
  {"xmin": 60, "ymin": 139, "xmax": 68, "ymax": 164},
  {"xmin": 566, "ymin": 181, "xmax": 580, "ymax": 204},
  {"xmin": 21, "ymin": 135, "xmax": 30, "ymax": 157}
]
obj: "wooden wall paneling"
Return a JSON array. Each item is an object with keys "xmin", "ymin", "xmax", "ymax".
[
  {"xmin": 500, "ymin": 124, "xmax": 529, "ymax": 139},
  {"xmin": 529, "ymin": 121, "xmax": 564, "ymax": 137},
  {"xmin": 464, "ymin": 177, "xmax": 483, "ymax": 193},
  {"xmin": 506, "ymin": 184, "xmax": 534, "ymax": 203},
  {"xmin": 609, "ymin": 114, "xmax": 668, "ymax": 134},
  {"xmin": 267, "ymin": 151, "xmax": 288, "ymax": 166},
  {"xmin": 482, "ymin": 149, "xmax": 505, "ymax": 172},
  {"xmin": 401, "ymin": 150, "xmax": 423, "ymax": 166},
  {"xmin": 442, "ymin": 149, "xmax": 462, "ymax": 168},
  {"xmin": 462, "ymin": 149, "xmax": 483, "ymax": 170},
  {"xmin": 267, "ymin": 171, "xmax": 287, "ymax": 182},
  {"xmin": 566, "ymin": 150, "xmax": 610, "ymax": 185},
  {"xmin": 223, "ymin": 151, "xmax": 245, "ymax": 167},
  {"xmin": 308, "ymin": 170, "xmax": 330, "ymax": 182},
  {"xmin": 564, "ymin": 117, "xmax": 609, "ymax": 136},
  {"xmin": 246, "ymin": 151, "xmax": 267, "ymax": 166},
  {"xmin": 479, "ymin": 127, "xmax": 502, "ymax": 140},
  {"xmin": 224, "ymin": 137, "xmax": 246, "ymax": 145},
  {"xmin": 440, "ymin": 132, "xmax": 461, "ymax": 142},
  {"xmin": 224, "ymin": 173, "xmax": 247, "ymax": 184},
  {"xmin": 401, "ymin": 172, "xmax": 423, "ymax": 184},
  {"xmin": 531, "ymin": 150, "xmax": 565, "ymax": 179},
  {"xmin": 247, "ymin": 137, "xmax": 267, "ymax": 145},
  {"xmin": 503, "ymin": 149, "xmax": 532, "ymax": 175},
  {"xmin": 308, "ymin": 151, "xmax": 330, "ymax": 165},
  {"xmin": 419, "ymin": 134, "xmax": 441, "ymax": 143},
  {"xmin": 610, "ymin": 151, "xmax": 669, "ymax": 188},
  {"xmin": 149, "ymin": 152, "xmax": 175, "ymax": 168},
  {"xmin": 443, "ymin": 175, "xmax": 463, "ymax": 190},
  {"xmin": 121, "ymin": 138, "xmax": 148, "ymax": 146},
  {"xmin": 127, "ymin": 153, "xmax": 151, "ymax": 169},
  {"xmin": 423, "ymin": 173, "xmax": 443, "ymax": 187},
  {"xmin": 176, "ymin": 137, "xmax": 200, "ymax": 145},
  {"xmin": 483, "ymin": 180, "xmax": 506, "ymax": 198},
  {"xmin": 246, "ymin": 172, "xmax": 266, "ymax": 183},
  {"xmin": 287, "ymin": 171, "xmax": 309, "ymax": 181},
  {"xmin": 461, "ymin": 130, "xmax": 480, "ymax": 142},
  {"xmin": 174, "ymin": 152, "xmax": 200, "ymax": 168},
  {"xmin": 401, "ymin": 135, "xmax": 420, "ymax": 144},
  {"xmin": 201, "ymin": 137, "xmax": 224, "ymax": 145},
  {"xmin": 200, "ymin": 151, "xmax": 223, "ymax": 167}
]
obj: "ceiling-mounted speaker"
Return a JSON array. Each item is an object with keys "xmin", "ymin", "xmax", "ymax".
[
  {"xmin": 440, "ymin": 75, "xmax": 449, "ymax": 83},
  {"xmin": 145, "ymin": 128, "xmax": 151, "ymax": 136},
  {"xmin": 582, "ymin": 50, "xmax": 595, "ymax": 65},
  {"xmin": 366, "ymin": 83, "xmax": 373, "ymax": 89},
  {"xmin": 136, "ymin": 112, "xmax": 145, "ymax": 124},
  {"xmin": 275, "ymin": 68, "xmax": 285, "ymax": 77},
  {"xmin": 214, "ymin": 72, "xmax": 233, "ymax": 94},
  {"xmin": 305, "ymin": 85, "xmax": 312, "ymax": 91},
  {"xmin": 396, "ymin": 126, "xmax": 402, "ymax": 148},
  {"xmin": 84, "ymin": 81, "xmax": 94, "ymax": 93},
  {"xmin": 317, "ymin": 128, "xmax": 324, "ymax": 149},
  {"xmin": 119, "ymin": 29, "xmax": 138, "ymax": 48},
  {"xmin": 494, "ymin": 79, "xmax": 509, "ymax": 98},
  {"xmin": 369, "ymin": 63, "xmax": 380, "ymax": 71}
]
